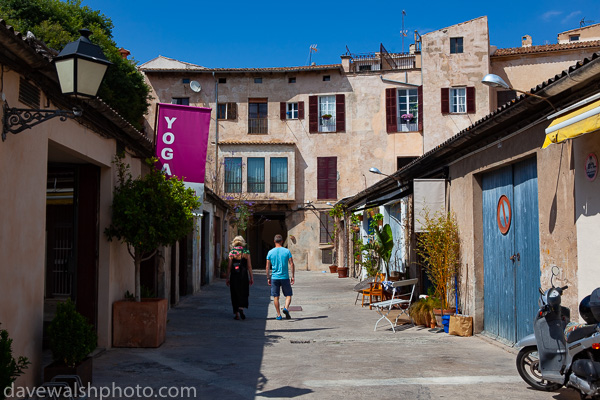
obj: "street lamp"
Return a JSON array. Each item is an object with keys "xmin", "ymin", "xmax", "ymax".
[
  {"xmin": 369, "ymin": 167, "xmax": 402, "ymax": 186},
  {"xmin": 3, "ymin": 29, "xmax": 111, "ymax": 141},
  {"xmin": 481, "ymin": 73, "xmax": 556, "ymax": 111}
]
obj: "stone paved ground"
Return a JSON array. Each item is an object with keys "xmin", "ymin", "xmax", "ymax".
[{"xmin": 93, "ymin": 270, "xmax": 580, "ymax": 400}]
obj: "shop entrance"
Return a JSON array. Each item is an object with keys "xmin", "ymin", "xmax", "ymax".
[{"xmin": 248, "ymin": 213, "xmax": 287, "ymax": 270}]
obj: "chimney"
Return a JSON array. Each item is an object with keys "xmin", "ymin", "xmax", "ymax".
[
  {"xmin": 118, "ymin": 47, "xmax": 131, "ymax": 59},
  {"xmin": 521, "ymin": 35, "xmax": 532, "ymax": 47}
]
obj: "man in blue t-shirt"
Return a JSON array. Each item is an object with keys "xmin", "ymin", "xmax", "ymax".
[{"xmin": 266, "ymin": 234, "xmax": 295, "ymax": 320}]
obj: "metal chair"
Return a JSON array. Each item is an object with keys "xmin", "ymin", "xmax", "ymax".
[{"xmin": 371, "ymin": 278, "xmax": 418, "ymax": 332}]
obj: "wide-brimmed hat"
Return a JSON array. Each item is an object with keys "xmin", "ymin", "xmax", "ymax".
[{"xmin": 231, "ymin": 236, "xmax": 246, "ymax": 248}]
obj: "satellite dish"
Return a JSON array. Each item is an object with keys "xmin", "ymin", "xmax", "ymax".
[{"xmin": 190, "ymin": 80, "xmax": 201, "ymax": 93}]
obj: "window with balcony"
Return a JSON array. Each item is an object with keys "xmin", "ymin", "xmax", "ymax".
[
  {"xmin": 309, "ymin": 95, "xmax": 345, "ymax": 133},
  {"xmin": 247, "ymin": 158, "xmax": 265, "ymax": 193},
  {"xmin": 385, "ymin": 87, "xmax": 422, "ymax": 133},
  {"xmin": 270, "ymin": 157, "xmax": 288, "ymax": 193},
  {"xmin": 317, "ymin": 157, "xmax": 337, "ymax": 200},
  {"xmin": 441, "ymin": 87, "xmax": 475, "ymax": 114},
  {"xmin": 224, "ymin": 157, "xmax": 242, "ymax": 193},
  {"xmin": 397, "ymin": 89, "xmax": 419, "ymax": 132},
  {"xmin": 248, "ymin": 98, "xmax": 268, "ymax": 134},
  {"xmin": 450, "ymin": 37, "xmax": 463, "ymax": 54},
  {"xmin": 217, "ymin": 102, "xmax": 237, "ymax": 120},
  {"xmin": 319, "ymin": 95, "xmax": 336, "ymax": 132}
]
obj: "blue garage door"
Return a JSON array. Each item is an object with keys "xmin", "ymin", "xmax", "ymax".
[{"xmin": 482, "ymin": 157, "xmax": 540, "ymax": 344}]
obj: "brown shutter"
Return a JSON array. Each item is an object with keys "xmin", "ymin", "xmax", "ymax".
[
  {"xmin": 466, "ymin": 86, "xmax": 476, "ymax": 113},
  {"xmin": 309, "ymin": 96, "xmax": 318, "ymax": 133},
  {"xmin": 336, "ymin": 94, "xmax": 345, "ymax": 132},
  {"xmin": 298, "ymin": 101, "xmax": 305, "ymax": 119},
  {"xmin": 441, "ymin": 88, "xmax": 449, "ymax": 114},
  {"xmin": 385, "ymin": 88, "xmax": 397, "ymax": 133},
  {"xmin": 417, "ymin": 86, "xmax": 423, "ymax": 131},
  {"xmin": 280, "ymin": 102, "xmax": 287, "ymax": 120},
  {"xmin": 327, "ymin": 157, "xmax": 337, "ymax": 199},
  {"xmin": 317, "ymin": 157, "xmax": 337, "ymax": 199},
  {"xmin": 227, "ymin": 103, "xmax": 237, "ymax": 120}
]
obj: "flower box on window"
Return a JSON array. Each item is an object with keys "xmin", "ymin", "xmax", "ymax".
[{"xmin": 321, "ymin": 114, "xmax": 332, "ymax": 120}]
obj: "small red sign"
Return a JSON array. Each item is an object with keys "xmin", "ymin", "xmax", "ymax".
[{"xmin": 497, "ymin": 195, "xmax": 511, "ymax": 235}]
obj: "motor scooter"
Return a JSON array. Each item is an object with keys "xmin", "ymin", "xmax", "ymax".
[{"xmin": 516, "ymin": 266, "xmax": 600, "ymax": 399}]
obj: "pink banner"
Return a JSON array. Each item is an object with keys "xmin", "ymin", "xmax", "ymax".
[{"xmin": 155, "ymin": 103, "xmax": 212, "ymax": 183}]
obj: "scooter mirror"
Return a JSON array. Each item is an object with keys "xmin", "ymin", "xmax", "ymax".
[{"xmin": 551, "ymin": 265, "xmax": 559, "ymax": 276}]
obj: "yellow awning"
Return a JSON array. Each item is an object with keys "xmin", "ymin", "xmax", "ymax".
[{"xmin": 543, "ymin": 99, "xmax": 600, "ymax": 148}]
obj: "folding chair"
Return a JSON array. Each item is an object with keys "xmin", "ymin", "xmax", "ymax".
[{"xmin": 371, "ymin": 278, "xmax": 418, "ymax": 332}]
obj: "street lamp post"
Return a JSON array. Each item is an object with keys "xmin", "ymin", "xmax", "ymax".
[
  {"xmin": 2, "ymin": 29, "xmax": 111, "ymax": 141},
  {"xmin": 481, "ymin": 73, "xmax": 556, "ymax": 111}
]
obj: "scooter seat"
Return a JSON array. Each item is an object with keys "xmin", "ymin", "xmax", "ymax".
[{"xmin": 565, "ymin": 322, "xmax": 598, "ymax": 343}]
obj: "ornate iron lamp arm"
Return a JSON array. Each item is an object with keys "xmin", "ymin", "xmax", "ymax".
[{"xmin": 2, "ymin": 103, "xmax": 82, "ymax": 141}]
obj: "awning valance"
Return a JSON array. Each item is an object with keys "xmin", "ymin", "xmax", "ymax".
[{"xmin": 543, "ymin": 99, "xmax": 600, "ymax": 148}]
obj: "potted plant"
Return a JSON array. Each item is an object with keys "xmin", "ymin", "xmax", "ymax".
[
  {"xmin": 371, "ymin": 212, "xmax": 384, "ymax": 227},
  {"xmin": 417, "ymin": 210, "xmax": 460, "ymax": 317},
  {"xmin": 0, "ymin": 324, "xmax": 30, "ymax": 400},
  {"xmin": 401, "ymin": 113, "xmax": 414, "ymax": 122},
  {"xmin": 105, "ymin": 156, "xmax": 200, "ymax": 347},
  {"xmin": 44, "ymin": 300, "xmax": 96, "ymax": 386},
  {"xmin": 321, "ymin": 114, "xmax": 332, "ymax": 120},
  {"xmin": 328, "ymin": 204, "xmax": 349, "ymax": 278}
]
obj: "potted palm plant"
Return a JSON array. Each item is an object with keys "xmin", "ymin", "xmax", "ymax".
[{"xmin": 105, "ymin": 156, "xmax": 200, "ymax": 347}]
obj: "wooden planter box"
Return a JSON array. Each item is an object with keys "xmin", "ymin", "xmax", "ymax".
[
  {"xmin": 113, "ymin": 298, "xmax": 167, "ymax": 348},
  {"xmin": 44, "ymin": 357, "xmax": 93, "ymax": 387}
]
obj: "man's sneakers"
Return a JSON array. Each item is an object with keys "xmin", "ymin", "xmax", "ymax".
[
  {"xmin": 283, "ymin": 308, "xmax": 291, "ymax": 320},
  {"xmin": 276, "ymin": 315, "xmax": 283, "ymax": 320}
]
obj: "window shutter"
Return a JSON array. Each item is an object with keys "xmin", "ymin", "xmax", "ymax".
[
  {"xmin": 441, "ymin": 88, "xmax": 449, "ymax": 114},
  {"xmin": 280, "ymin": 102, "xmax": 286, "ymax": 120},
  {"xmin": 336, "ymin": 94, "xmax": 345, "ymax": 132},
  {"xmin": 466, "ymin": 86, "xmax": 476, "ymax": 113},
  {"xmin": 319, "ymin": 212, "xmax": 329, "ymax": 243},
  {"xmin": 417, "ymin": 86, "xmax": 423, "ymax": 131},
  {"xmin": 309, "ymin": 96, "xmax": 318, "ymax": 133},
  {"xmin": 227, "ymin": 103, "xmax": 237, "ymax": 120},
  {"xmin": 385, "ymin": 88, "xmax": 397, "ymax": 133},
  {"xmin": 298, "ymin": 101, "xmax": 305, "ymax": 119},
  {"xmin": 317, "ymin": 157, "xmax": 337, "ymax": 199}
]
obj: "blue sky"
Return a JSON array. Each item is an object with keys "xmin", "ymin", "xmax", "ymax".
[{"xmin": 82, "ymin": 0, "xmax": 599, "ymax": 68}]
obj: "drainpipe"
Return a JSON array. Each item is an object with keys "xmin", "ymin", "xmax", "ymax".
[{"xmin": 213, "ymin": 72, "xmax": 219, "ymax": 177}]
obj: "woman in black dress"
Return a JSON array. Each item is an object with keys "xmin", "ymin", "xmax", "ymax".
[{"xmin": 226, "ymin": 236, "xmax": 254, "ymax": 320}]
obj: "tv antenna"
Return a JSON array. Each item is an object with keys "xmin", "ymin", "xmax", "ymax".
[
  {"xmin": 401, "ymin": 10, "xmax": 407, "ymax": 53},
  {"xmin": 308, "ymin": 44, "xmax": 318, "ymax": 65},
  {"xmin": 580, "ymin": 17, "xmax": 595, "ymax": 27}
]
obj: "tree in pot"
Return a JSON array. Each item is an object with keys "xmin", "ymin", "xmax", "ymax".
[
  {"xmin": 416, "ymin": 210, "xmax": 460, "ymax": 314},
  {"xmin": 45, "ymin": 300, "xmax": 96, "ymax": 386},
  {"xmin": 0, "ymin": 324, "xmax": 30, "ymax": 400},
  {"xmin": 105, "ymin": 156, "xmax": 201, "ymax": 347}
]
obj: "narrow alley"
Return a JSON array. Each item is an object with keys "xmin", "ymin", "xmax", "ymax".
[{"xmin": 93, "ymin": 271, "xmax": 579, "ymax": 400}]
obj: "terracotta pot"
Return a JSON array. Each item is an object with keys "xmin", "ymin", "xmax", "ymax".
[
  {"xmin": 337, "ymin": 266, "xmax": 349, "ymax": 278},
  {"xmin": 113, "ymin": 298, "xmax": 168, "ymax": 348},
  {"xmin": 357, "ymin": 215, "xmax": 363, "ymax": 221},
  {"xmin": 378, "ymin": 220, "xmax": 383, "ymax": 226},
  {"xmin": 329, "ymin": 265, "xmax": 338, "ymax": 273},
  {"xmin": 430, "ymin": 320, "xmax": 437, "ymax": 329},
  {"xmin": 352, "ymin": 226, "xmax": 360, "ymax": 232},
  {"xmin": 44, "ymin": 356, "xmax": 93, "ymax": 387}
]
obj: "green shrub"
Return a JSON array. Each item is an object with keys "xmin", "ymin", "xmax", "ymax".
[
  {"xmin": 47, "ymin": 300, "xmax": 97, "ymax": 368},
  {"xmin": 0, "ymin": 323, "xmax": 29, "ymax": 400}
]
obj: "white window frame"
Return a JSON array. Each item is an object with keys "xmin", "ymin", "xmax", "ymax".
[
  {"xmin": 319, "ymin": 95, "xmax": 336, "ymax": 132},
  {"xmin": 450, "ymin": 88, "xmax": 466, "ymax": 114},
  {"xmin": 287, "ymin": 102, "xmax": 298, "ymax": 120},
  {"xmin": 397, "ymin": 89, "xmax": 418, "ymax": 132}
]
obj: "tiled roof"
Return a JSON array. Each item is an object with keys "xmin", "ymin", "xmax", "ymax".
[
  {"xmin": 218, "ymin": 141, "xmax": 295, "ymax": 146},
  {"xmin": 141, "ymin": 63, "xmax": 342, "ymax": 73},
  {"xmin": 493, "ymin": 40, "xmax": 600, "ymax": 56}
]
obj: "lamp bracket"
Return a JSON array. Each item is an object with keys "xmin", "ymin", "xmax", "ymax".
[{"xmin": 2, "ymin": 103, "xmax": 82, "ymax": 141}]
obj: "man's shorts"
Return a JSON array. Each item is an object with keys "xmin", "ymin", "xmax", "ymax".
[{"xmin": 271, "ymin": 279, "xmax": 293, "ymax": 297}]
